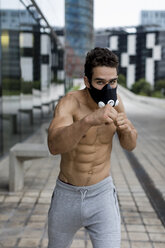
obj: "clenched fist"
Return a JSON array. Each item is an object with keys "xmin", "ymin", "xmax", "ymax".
[
  {"xmin": 115, "ymin": 113, "xmax": 132, "ymax": 133},
  {"xmin": 87, "ymin": 104, "xmax": 118, "ymax": 126}
]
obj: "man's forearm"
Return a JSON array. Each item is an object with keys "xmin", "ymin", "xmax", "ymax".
[
  {"xmin": 117, "ymin": 128, "xmax": 137, "ymax": 151},
  {"xmin": 48, "ymin": 116, "xmax": 91, "ymax": 155}
]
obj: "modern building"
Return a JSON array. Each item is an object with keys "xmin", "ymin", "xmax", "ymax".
[
  {"xmin": 0, "ymin": 4, "xmax": 64, "ymax": 157},
  {"xmin": 141, "ymin": 10, "xmax": 165, "ymax": 31},
  {"xmin": 95, "ymin": 26, "xmax": 165, "ymax": 88},
  {"xmin": 65, "ymin": 0, "xmax": 94, "ymax": 87}
]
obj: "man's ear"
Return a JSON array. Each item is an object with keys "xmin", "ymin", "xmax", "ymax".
[{"xmin": 84, "ymin": 76, "xmax": 90, "ymax": 88}]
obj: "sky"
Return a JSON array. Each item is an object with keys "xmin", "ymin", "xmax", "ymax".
[
  {"xmin": 36, "ymin": 0, "xmax": 165, "ymax": 28},
  {"xmin": 1, "ymin": 0, "xmax": 165, "ymax": 29}
]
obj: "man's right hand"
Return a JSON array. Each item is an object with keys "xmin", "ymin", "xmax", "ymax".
[{"xmin": 86, "ymin": 104, "xmax": 118, "ymax": 126}]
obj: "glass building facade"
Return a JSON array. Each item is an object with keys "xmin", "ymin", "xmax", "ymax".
[
  {"xmin": 0, "ymin": 0, "xmax": 64, "ymax": 157},
  {"xmin": 65, "ymin": 0, "xmax": 94, "ymax": 88},
  {"xmin": 141, "ymin": 11, "xmax": 165, "ymax": 31}
]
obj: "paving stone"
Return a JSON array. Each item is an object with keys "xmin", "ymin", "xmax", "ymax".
[
  {"xmin": 10, "ymin": 217, "xmax": 29, "ymax": 225},
  {"xmin": 0, "ymin": 226, "xmax": 23, "ymax": 239},
  {"xmin": 121, "ymin": 206, "xmax": 138, "ymax": 212},
  {"xmin": 24, "ymin": 191, "xmax": 39, "ymax": 197},
  {"xmin": 131, "ymin": 241, "xmax": 153, "ymax": 248},
  {"xmin": 124, "ymin": 217, "xmax": 143, "ymax": 225},
  {"xmin": 0, "ymin": 196, "xmax": 5, "ymax": 202},
  {"xmin": 149, "ymin": 233, "xmax": 165, "ymax": 242},
  {"xmin": 21, "ymin": 197, "xmax": 37, "ymax": 204},
  {"xmin": 143, "ymin": 218, "xmax": 162, "ymax": 225},
  {"xmin": 128, "ymin": 232, "xmax": 149, "ymax": 241},
  {"xmin": 122, "ymin": 212, "xmax": 140, "ymax": 218},
  {"xmin": 38, "ymin": 197, "xmax": 51, "ymax": 204},
  {"xmin": 0, "ymin": 238, "xmax": 17, "ymax": 247},
  {"xmin": 4, "ymin": 196, "xmax": 20, "ymax": 203},
  {"xmin": 126, "ymin": 224, "xmax": 146, "ymax": 232},
  {"xmin": 86, "ymin": 240, "xmax": 93, "ymax": 248},
  {"xmin": 121, "ymin": 231, "xmax": 128, "ymax": 240},
  {"xmin": 29, "ymin": 215, "xmax": 47, "ymax": 222},
  {"xmin": 71, "ymin": 239, "xmax": 85, "ymax": 248},
  {"xmin": 146, "ymin": 225, "xmax": 165, "ymax": 233},
  {"xmin": 18, "ymin": 238, "xmax": 40, "ymax": 247},
  {"xmin": 121, "ymin": 240, "xmax": 131, "ymax": 248},
  {"xmin": 21, "ymin": 227, "xmax": 43, "ymax": 238},
  {"xmin": 41, "ymin": 238, "xmax": 48, "ymax": 248},
  {"xmin": 40, "ymin": 192, "xmax": 52, "ymax": 198},
  {"xmin": 26, "ymin": 222, "xmax": 45, "ymax": 229},
  {"xmin": 0, "ymin": 214, "xmax": 10, "ymax": 221},
  {"xmin": 18, "ymin": 203, "xmax": 34, "ymax": 210},
  {"xmin": 138, "ymin": 206, "xmax": 155, "ymax": 212},
  {"xmin": 140, "ymin": 212, "xmax": 158, "ymax": 218},
  {"xmin": 121, "ymin": 224, "xmax": 126, "ymax": 232},
  {"xmin": 153, "ymin": 243, "xmax": 165, "ymax": 248},
  {"xmin": 33, "ymin": 204, "xmax": 49, "ymax": 214}
]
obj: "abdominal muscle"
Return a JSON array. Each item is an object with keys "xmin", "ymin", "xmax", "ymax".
[{"xmin": 58, "ymin": 138, "xmax": 113, "ymax": 186}]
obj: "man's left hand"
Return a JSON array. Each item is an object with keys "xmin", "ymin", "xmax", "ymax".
[{"xmin": 115, "ymin": 113, "xmax": 131, "ymax": 133}]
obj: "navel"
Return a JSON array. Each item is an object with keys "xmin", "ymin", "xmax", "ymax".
[{"xmin": 88, "ymin": 169, "xmax": 93, "ymax": 175}]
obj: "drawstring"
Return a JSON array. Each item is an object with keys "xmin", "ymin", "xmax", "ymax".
[{"xmin": 80, "ymin": 189, "xmax": 88, "ymax": 201}]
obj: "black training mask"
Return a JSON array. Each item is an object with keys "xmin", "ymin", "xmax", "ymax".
[{"xmin": 88, "ymin": 83, "xmax": 119, "ymax": 107}]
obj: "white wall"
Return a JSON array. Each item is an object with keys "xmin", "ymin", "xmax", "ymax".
[
  {"xmin": 20, "ymin": 33, "xmax": 33, "ymax": 48},
  {"xmin": 109, "ymin": 36, "xmax": 118, "ymax": 50},
  {"xmin": 40, "ymin": 34, "xmax": 51, "ymax": 91},
  {"xmin": 128, "ymin": 34, "xmax": 136, "ymax": 55},
  {"xmin": 145, "ymin": 58, "xmax": 154, "ymax": 87},
  {"xmin": 20, "ymin": 57, "xmax": 33, "ymax": 81},
  {"xmin": 127, "ymin": 65, "xmax": 135, "ymax": 89}
]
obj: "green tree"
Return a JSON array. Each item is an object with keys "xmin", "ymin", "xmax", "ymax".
[
  {"xmin": 131, "ymin": 78, "xmax": 152, "ymax": 96},
  {"xmin": 118, "ymin": 74, "xmax": 126, "ymax": 88},
  {"xmin": 155, "ymin": 79, "xmax": 165, "ymax": 96}
]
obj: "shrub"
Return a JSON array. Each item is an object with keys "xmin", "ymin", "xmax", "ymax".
[
  {"xmin": 155, "ymin": 79, "xmax": 165, "ymax": 96},
  {"xmin": 131, "ymin": 78, "xmax": 152, "ymax": 96},
  {"xmin": 118, "ymin": 74, "xmax": 126, "ymax": 88}
]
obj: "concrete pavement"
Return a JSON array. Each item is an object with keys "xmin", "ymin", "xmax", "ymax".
[{"xmin": 0, "ymin": 87, "xmax": 165, "ymax": 248}]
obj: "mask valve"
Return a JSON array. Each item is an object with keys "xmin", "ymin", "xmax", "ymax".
[{"xmin": 98, "ymin": 99, "xmax": 119, "ymax": 108}]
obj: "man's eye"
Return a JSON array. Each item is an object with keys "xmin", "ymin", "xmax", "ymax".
[
  {"xmin": 110, "ymin": 79, "xmax": 117, "ymax": 85},
  {"xmin": 97, "ymin": 81, "xmax": 104, "ymax": 85}
]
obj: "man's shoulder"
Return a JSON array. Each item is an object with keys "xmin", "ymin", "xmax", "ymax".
[
  {"xmin": 56, "ymin": 90, "xmax": 82, "ymax": 113},
  {"xmin": 63, "ymin": 90, "xmax": 80, "ymax": 105},
  {"xmin": 63, "ymin": 89, "xmax": 86, "ymax": 105}
]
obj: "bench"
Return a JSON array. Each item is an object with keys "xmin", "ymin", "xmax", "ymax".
[{"xmin": 9, "ymin": 143, "xmax": 49, "ymax": 192}]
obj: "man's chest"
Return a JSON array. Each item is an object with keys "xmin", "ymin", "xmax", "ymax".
[{"xmin": 73, "ymin": 106, "xmax": 116, "ymax": 146}]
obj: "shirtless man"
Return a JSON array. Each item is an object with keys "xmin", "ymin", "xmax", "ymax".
[{"xmin": 47, "ymin": 47, "xmax": 137, "ymax": 248}]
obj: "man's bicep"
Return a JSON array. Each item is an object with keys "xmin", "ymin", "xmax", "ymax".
[
  {"xmin": 50, "ymin": 114, "xmax": 73, "ymax": 130},
  {"xmin": 49, "ymin": 95, "xmax": 75, "ymax": 130}
]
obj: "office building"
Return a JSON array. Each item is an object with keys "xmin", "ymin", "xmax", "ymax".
[
  {"xmin": 95, "ymin": 26, "xmax": 165, "ymax": 88},
  {"xmin": 65, "ymin": 0, "xmax": 94, "ymax": 87},
  {"xmin": 141, "ymin": 10, "xmax": 165, "ymax": 31}
]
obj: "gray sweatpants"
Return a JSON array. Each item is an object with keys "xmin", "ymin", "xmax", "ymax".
[{"xmin": 48, "ymin": 176, "xmax": 121, "ymax": 248}]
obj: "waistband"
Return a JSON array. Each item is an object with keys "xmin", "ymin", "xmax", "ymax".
[{"xmin": 56, "ymin": 176, "xmax": 114, "ymax": 193}]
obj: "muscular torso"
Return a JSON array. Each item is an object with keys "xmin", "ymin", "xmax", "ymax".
[{"xmin": 58, "ymin": 88, "xmax": 117, "ymax": 186}]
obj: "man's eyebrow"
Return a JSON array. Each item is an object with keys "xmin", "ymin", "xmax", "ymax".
[
  {"xmin": 109, "ymin": 77, "xmax": 118, "ymax": 82},
  {"xmin": 94, "ymin": 77, "xmax": 105, "ymax": 81},
  {"xmin": 94, "ymin": 77, "xmax": 118, "ymax": 81}
]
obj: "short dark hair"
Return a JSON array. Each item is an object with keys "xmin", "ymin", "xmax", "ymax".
[{"xmin": 84, "ymin": 47, "xmax": 119, "ymax": 82}]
